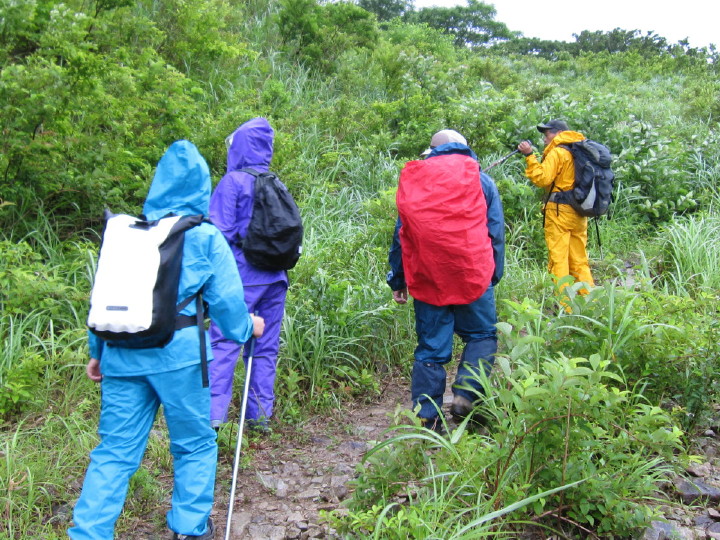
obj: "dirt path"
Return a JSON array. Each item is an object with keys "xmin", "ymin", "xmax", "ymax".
[
  {"xmin": 112, "ymin": 365, "xmax": 720, "ymax": 539},
  {"xmin": 211, "ymin": 379, "xmax": 413, "ymax": 539},
  {"xmin": 208, "ymin": 380, "xmax": 720, "ymax": 540}
]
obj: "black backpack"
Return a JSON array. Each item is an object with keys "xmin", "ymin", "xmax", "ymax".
[
  {"xmin": 238, "ymin": 168, "xmax": 303, "ymax": 271},
  {"xmin": 558, "ymin": 139, "xmax": 615, "ymax": 218}
]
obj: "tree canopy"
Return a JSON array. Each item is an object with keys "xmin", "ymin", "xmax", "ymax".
[
  {"xmin": 404, "ymin": 0, "xmax": 515, "ymax": 47},
  {"xmin": 357, "ymin": 0, "xmax": 413, "ymax": 21}
]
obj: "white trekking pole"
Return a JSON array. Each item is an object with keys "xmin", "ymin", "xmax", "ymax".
[{"xmin": 225, "ymin": 330, "xmax": 257, "ymax": 540}]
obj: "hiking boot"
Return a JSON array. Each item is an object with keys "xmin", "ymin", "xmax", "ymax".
[
  {"xmin": 450, "ymin": 395, "xmax": 474, "ymax": 422},
  {"xmin": 246, "ymin": 418, "xmax": 271, "ymax": 435},
  {"xmin": 451, "ymin": 395, "xmax": 488, "ymax": 431},
  {"xmin": 421, "ymin": 416, "xmax": 447, "ymax": 436},
  {"xmin": 173, "ymin": 518, "xmax": 215, "ymax": 540}
]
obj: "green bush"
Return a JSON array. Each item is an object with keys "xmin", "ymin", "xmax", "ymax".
[
  {"xmin": 500, "ymin": 284, "xmax": 720, "ymax": 434},
  {"xmin": 275, "ymin": 0, "xmax": 378, "ymax": 73},
  {"xmin": 336, "ymin": 350, "xmax": 682, "ymax": 537},
  {"xmin": 609, "ymin": 119, "xmax": 697, "ymax": 221}
]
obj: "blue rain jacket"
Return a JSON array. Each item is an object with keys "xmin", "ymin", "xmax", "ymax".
[
  {"xmin": 88, "ymin": 140, "xmax": 254, "ymax": 375},
  {"xmin": 387, "ymin": 142, "xmax": 505, "ymax": 292}
]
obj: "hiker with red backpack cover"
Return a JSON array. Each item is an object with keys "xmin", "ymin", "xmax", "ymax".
[
  {"xmin": 387, "ymin": 129, "xmax": 505, "ymax": 433},
  {"xmin": 70, "ymin": 140, "xmax": 264, "ymax": 540}
]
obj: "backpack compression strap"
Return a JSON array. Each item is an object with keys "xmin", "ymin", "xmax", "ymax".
[{"xmin": 175, "ymin": 293, "xmax": 209, "ymax": 388}]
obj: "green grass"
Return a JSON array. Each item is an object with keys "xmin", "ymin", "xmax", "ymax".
[{"xmin": 660, "ymin": 214, "xmax": 720, "ymax": 295}]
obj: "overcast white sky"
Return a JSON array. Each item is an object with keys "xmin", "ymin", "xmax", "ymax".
[{"xmin": 413, "ymin": 0, "xmax": 719, "ymax": 49}]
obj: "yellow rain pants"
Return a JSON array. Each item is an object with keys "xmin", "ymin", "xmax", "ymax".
[{"xmin": 544, "ymin": 201, "xmax": 594, "ymax": 289}]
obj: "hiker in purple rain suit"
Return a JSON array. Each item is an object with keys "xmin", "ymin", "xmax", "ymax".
[{"xmin": 208, "ymin": 117, "xmax": 287, "ymax": 431}]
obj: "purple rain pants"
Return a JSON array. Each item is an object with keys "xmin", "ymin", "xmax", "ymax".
[{"xmin": 209, "ymin": 281, "xmax": 287, "ymax": 425}]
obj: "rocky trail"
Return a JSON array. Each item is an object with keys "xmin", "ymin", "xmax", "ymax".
[
  {"xmin": 211, "ymin": 379, "xmax": 409, "ymax": 539},
  {"xmin": 113, "ymin": 373, "xmax": 720, "ymax": 540}
]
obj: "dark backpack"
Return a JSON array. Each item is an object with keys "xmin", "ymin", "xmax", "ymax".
[
  {"xmin": 238, "ymin": 168, "xmax": 303, "ymax": 271},
  {"xmin": 559, "ymin": 140, "xmax": 615, "ymax": 217}
]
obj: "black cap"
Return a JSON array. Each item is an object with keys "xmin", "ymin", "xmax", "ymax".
[{"xmin": 536, "ymin": 119, "xmax": 569, "ymax": 133}]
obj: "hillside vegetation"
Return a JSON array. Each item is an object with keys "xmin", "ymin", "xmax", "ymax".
[{"xmin": 2, "ymin": 0, "xmax": 720, "ymax": 537}]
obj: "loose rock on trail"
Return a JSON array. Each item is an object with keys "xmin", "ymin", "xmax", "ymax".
[
  {"xmin": 108, "ymin": 370, "xmax": 720, "ymax": 539},
  {"xmin": 211, "ymin": 379, "xmax": 410, "ymax": 540}
]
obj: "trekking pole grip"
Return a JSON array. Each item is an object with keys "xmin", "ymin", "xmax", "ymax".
[{"xmin": 248, "ymin": 310, "xmax": 259, "ymax": 355}]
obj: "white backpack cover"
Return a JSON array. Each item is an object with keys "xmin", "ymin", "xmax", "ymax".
[{"xmin": 87, "ymin": 211, "xmax": 203, "ymax": 349}]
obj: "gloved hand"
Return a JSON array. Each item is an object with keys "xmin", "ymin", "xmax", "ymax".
[{"xmin": 518, "ymin": 140, "xmax": 533, "ymax": 156}]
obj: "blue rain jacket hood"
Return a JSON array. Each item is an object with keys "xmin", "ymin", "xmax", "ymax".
[
  {"xmin": 143, "ymin": 140, "xmax": 211, "ymax": 219},
  {"xmin": 226, "ymin": 117, "xmax": 274, "ymax": 173},
  {"xmin": 88, "ymin": 140, "xmax": 254, "ymax": 377}
]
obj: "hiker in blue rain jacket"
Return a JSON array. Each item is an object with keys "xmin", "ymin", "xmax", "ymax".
[
  {"xmin": 208, "ymin": 117, "xmax": 288, "ymax": 432},
  {"xmin": 387, "ymin": 131, "xmax": 505, "ymax": 432},
  {"xmin": 69, "ymin": 140, "xmax": 264, "ymax": 540}
]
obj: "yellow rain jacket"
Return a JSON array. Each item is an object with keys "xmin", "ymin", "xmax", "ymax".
[{"xmin": 524, "ymin": 130, "xmax": 595, "ymax": 289}]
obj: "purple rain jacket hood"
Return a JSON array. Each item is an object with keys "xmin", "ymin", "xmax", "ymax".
[
  {"xmin": 209, "ymin": 117, "xmax": 288, "ymax": 286},
  {"xmin": 226, "ymin": 117, "xmax": 274, "ymax": 173}
]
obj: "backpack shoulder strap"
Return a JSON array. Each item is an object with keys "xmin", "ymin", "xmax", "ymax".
[
  {"xmin": 172, "ymin": 216, "xmax": 210, "ymax": 387},
  {"xmin": 237, "ymin": 167, "xmax": 260, "ymax": 177},
  {"xmin": 237, "ymin": 168, "xmax": 278, "ymax": 179}
]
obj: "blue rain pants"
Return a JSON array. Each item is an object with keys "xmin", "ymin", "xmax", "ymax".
[
  {"xmin": 411, "ymin": 285, "xmax": 498, "ymax": 420},
  {"xmin": 69, "ymin": 363, "xmax": 216, "ymax": 539}
]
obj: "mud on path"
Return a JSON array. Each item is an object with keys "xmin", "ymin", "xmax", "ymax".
[{"xmin": 211, "ymin": 378, "xmax": 413, "ymax": 540}]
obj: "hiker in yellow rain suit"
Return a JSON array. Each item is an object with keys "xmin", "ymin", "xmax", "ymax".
[{"xmin": 518, "ymin": 119, "xmax": 595, "ymax": 291}]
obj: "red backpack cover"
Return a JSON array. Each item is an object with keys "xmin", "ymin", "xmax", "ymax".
[{"xmin": 397, "ymin": 153, "xmax": 494, "ymax": 306}]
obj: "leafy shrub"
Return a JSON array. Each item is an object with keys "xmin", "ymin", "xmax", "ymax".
[
  {"xmin": 140, "ymin": 0, "xmax": 250, "ymax": 79},
  {"xmin": 501, "ymin": 284, "xmax": 720, "ymax": 434},
  {"xmin": 0, "ymin": 1, "xmax": 205, "ymax": 232},
  {"xmin": 0, "ymin": 240, "xmax": 86, "ymax": 320},
  {"xmin": 464, "ymin": 56, "xmax": 521, "ymax": 90},
  {"xmin": 0, "ymin": 343, "xmax": 47, "ymax": 417},
  {"xmin": 491, "ymin": 354, "xmax": 682, "ymax": 535},
  {"xmin": 609, "ymin": 119, "xmax": 697, "ymax": 222},
  {"xmin": 681, "ymin": 76, "xmax": 720, "ymax": 123},
  {"xmin": 336, "ymin": 350, "xmax": 682, "ymax": 537},
  {"xmin": 275, "ymin": 0, "xmax": 378, "ymax": 73},
  {"xmin": 382, "ymin": 19, "xmax": 457, "ymax": 60}
]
